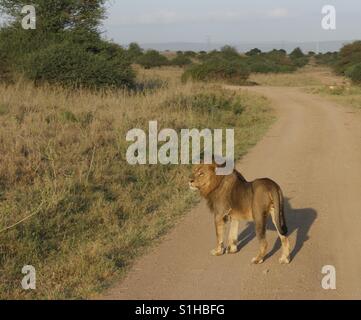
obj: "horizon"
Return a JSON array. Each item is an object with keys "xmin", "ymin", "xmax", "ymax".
[{"xmin": 118, "ymin": 39, "xmax": 356, "ymax": 54}]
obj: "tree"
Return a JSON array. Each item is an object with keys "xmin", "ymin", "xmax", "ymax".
[
  {"xmin": 0, "ymin": 0, "xmax": 136, "ymax": 89},
  {"xmin": 137, "ymin": 50, "xmax": 169, "ymax": 69},
  {"xmin": 127, "ymin": 42, "xmax": 143, "ymax": 61},
  {"xmin": 0, "ymin": 0, "xmax": 107, "ymax": 34},
  {"xmin": 335, "ymin": 41, "xmax": 361, "ymax": 74},
  {"xmin": 290, "ymin": 47, "xmax": 305, "ymax": 59},
  {"xmin": 171, "ymin": 54, "xmax": 192, "ymax": 67},
  {"xmin": 220, "ymin": 45, "xmax": 240, "ymax": 60},
  {"xmin": 345, "ymin": 63, "xmax": 361, "ymax": 84},
  {"xmin": 246, "ymin": 48, "xmax": 262, "ymax": 56}
]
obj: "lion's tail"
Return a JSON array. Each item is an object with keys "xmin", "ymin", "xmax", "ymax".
[{"xmin": 271, "ymin": 187, "xmax": 288, "ymax": 236}]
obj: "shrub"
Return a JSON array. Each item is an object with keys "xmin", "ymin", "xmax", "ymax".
[
  {"xmin": 22, "ymin": 42, "xmax": 135, "ymax": 89},
  {"xmin": 289, "ymin": 47, "xmax": 309, "ymax": 68},
  {"xmin": 290, "ymin": 47, "xmax": 305, "ymax": 59},
  {"xmin": 247, "ymin": 51, "xmax": 296, "ymax": 73},
  {"xmin": 292, "ymin": 57, "xmax": 309, "ymax": 68},
  {"xmin": 246, "ymin": 48, "xmax": 262, "ymax": 56},
  {"xmin": 315, "ymin": 52, "xmax": 339, "ymax": 67},
  {"xmin": 137, "ymin": 50, "xmax": 169, "ymax": 69},
  {"xmin": 127, "ymin": 42, "xmax": 143, "ymax": 61},
  {"xmin": 184, "ymin": 51, "xmax": 197, "ymax": 58},
  {"xmin": 335, "ymin": 41, "xmax": 361, "ymax": 74},
  {"xmin": 345, "ymin": 63, "xmax": 361, "ymax": 84},
  {"xmin": 182, "ymin": 58, "xmax": 250, "ymax": 84},
  {"xmin": 171, "ymin": 54, "xmax": 192, "ymax": 67},
  {"xmin": 219, "ymin": 45, "xmax": 241, "ymax": 60}
]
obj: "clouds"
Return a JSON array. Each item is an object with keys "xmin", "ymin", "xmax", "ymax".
[
  {"xmin": 109, "ymin": 8, "xmax": 289, "ymax": 26},
  {"xmin": 111, "ymin": 10, "xmax": 249, "ymax": 26},
  {"xmin": 114, "ymin": 10, "xmax": 179, "ymax": 25}
]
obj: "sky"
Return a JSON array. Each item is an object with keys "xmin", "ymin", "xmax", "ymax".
[{"xmin": 103, "ymin": 0, "xmax": 361, "ymax": 44}]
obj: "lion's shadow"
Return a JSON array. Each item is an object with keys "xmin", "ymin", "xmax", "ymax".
[{"xmin": 236, "ymin": 197, "xmax": 317, "ymax": 261}]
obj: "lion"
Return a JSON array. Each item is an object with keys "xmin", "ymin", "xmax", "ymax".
[{"xmin": 189, "ymin": 163, "xmax": 291, "ymax": 264}]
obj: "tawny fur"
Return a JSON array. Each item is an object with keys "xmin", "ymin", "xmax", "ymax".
[{"xmin": 189, "ymin": 163, "xmax": 291, "ymax": 264}]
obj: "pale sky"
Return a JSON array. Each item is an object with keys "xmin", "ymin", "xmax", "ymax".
[{"xmin": 103, "ymin": 0, "xmax": 361, "ymax": 44}]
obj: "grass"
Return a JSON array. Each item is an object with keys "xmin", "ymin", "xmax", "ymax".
[
  {"xmin": 306, "ymin": 84, "xmax": 361, "ymax": 110},
  {"xmin": 0, "ymin": 69, "xmax": 274, "ymax": 299},
  {"xmin": 249, "ymin": 65, "xmax": 323, "ymax": 87},
  {"xmin": 251, "ymin": 63, "xmax": 361, "ymax": 111}
]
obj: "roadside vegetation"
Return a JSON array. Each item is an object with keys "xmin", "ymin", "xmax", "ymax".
[
  {"xmin": 0, "ymin": 76, "xmax": 273, "ymax": 299},
  {"xmin": 307, "ymin": 83, "xmax": 361, "ymax": 110},
  {"xmin": 7, "ymin": 0, "xmax": 361, "ymax": 301},
  {"xmin": 0, "ymin": 1, "xmax": 276, "ymax": 299},
  {"xmin": 308, "ymin": 41, "xmax": 361, "ymax": 110},
  {"xmin": 315, "ymin": 41, "xmax": 361, "ymax": 85},
  {"xmin": 182, "ymin": 46, "xmax": 309, "ymax": 85}
]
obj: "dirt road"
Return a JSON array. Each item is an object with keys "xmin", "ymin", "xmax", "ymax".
[{"xmin": 102, "ymin": 85, "xmax": 361, "ymax": 300}]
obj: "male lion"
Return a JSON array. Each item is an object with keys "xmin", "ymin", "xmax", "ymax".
[{"xmin": 189, "ymin": 163, "xmax": 291, "ymax": 264}]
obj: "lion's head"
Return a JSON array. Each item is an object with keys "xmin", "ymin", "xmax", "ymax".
[{"xmin": 189, "ymin": 163, "xmax": 223, "ymax": 197}]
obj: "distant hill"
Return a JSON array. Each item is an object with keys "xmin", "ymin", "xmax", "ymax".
[{"xmin": 137, "ymin": 40, "xmax": 356, "ymax": 53}]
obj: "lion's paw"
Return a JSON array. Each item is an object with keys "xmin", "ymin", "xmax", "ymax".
[
  {"xmin": 226, "ymin": 244, "xmax": 238, "ymax": 254},
  {"xmin": 251, "ymin": 257, "xmax": 264, "ymax": 264},
  {"xmin": 210, "ymin": 247, "xmax": 225, "ymax": 256},
  {"xmin": 279, "ymin": 256, "xmax": 290, "ymax": 264}
]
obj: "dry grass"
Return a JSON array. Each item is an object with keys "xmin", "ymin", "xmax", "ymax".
[
  {"xmin": 135, "ymin": 65, "xmax": 184, "ymax": 87},
  {"xmin": 0, "ymin": 69, "xmax": 273, "ymax": 299},
  {"xmin": 249, "ymin": 65, "xmax": 324, "ymax": 87},
  {"xmin": 251, "ymin": 64, "xmax": 361, "ymax": 111},
  {"xmin": 307, "ymin": 84, "xmax": 361, "ymax": 110}
]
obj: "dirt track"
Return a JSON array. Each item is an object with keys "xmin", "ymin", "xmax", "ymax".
[{"xmin": 102, "ymin": 85, "xmax": 361, "ymax": 300}]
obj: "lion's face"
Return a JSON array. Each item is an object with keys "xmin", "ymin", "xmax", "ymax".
[{"xmin": 189, "ymin": 164, "xmax": 222, "ymax": 197}]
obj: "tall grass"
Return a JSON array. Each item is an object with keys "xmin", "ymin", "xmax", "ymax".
[{"xmin": 0, "ymin": 72, "xmax": 273, "ymax": 299}]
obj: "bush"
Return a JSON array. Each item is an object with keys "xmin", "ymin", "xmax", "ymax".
[
  {"xmin": 315, "ymin": 52, "xmax": 339, "ymax": 67},
  {"xmin": 182, "ymin": 58, "xmax": 250, "ymax": 84},
  {"xmin": 22, "ymin": 42, "xmax": 135, "ymax": 89},
  {"xmin": 335, "ymin": 41, "xmax": 361, "ymax": 75},
  {"xmin": 127, "ymin": 42, "xmax": 143, "ymax": 61},
  {"xmin": 289, "ymin": 47, "xmax": 309, "ymax": 68},
  {"xmin": 137, "ymin": 50, "xmax": 169, "ymax": 69},
  {"xmin": 171, "ymin": 54, "xmax": 192, "ymax": 67},
  {"xmin": 184, "ymin": 51, "xmax": 197, "ymax": 58},
  {"xmin": 290, "ymin": 47, "xmax": 305, "ymax": 59},
  {"xmin": 292, "ymin": 57, "xmax": 309, "ymax": 68},
  {"xmin": 219, "ymin": 45, "xmax": 241, "ymax": 60},
  {"xmin": 345, "ymin": 63, "xmax": 361, "ymax": 84},
  {"xmin": 247, "ymin": 50, "xmax": 296, "ymax": 73},
  {"xmin": 246, "ymin": 48, "xmax": 262, "ymax": 56}
]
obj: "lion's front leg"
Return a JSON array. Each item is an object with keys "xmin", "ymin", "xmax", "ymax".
[
  {"xmin": 226, "ymin": 218, "xmax": 239, "ymax": 254},
  {"xmin": 211, "ymin": 216, "xmax": 226, "ymax": 256}
]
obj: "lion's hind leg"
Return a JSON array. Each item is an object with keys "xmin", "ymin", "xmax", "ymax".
[
  {"xmin": 251, "ymin": 209, "xmax": 268, "ymax": 264},
  {"xmin": 270, "ymin": 206, "xmax": 291, "ymax": 264}
]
